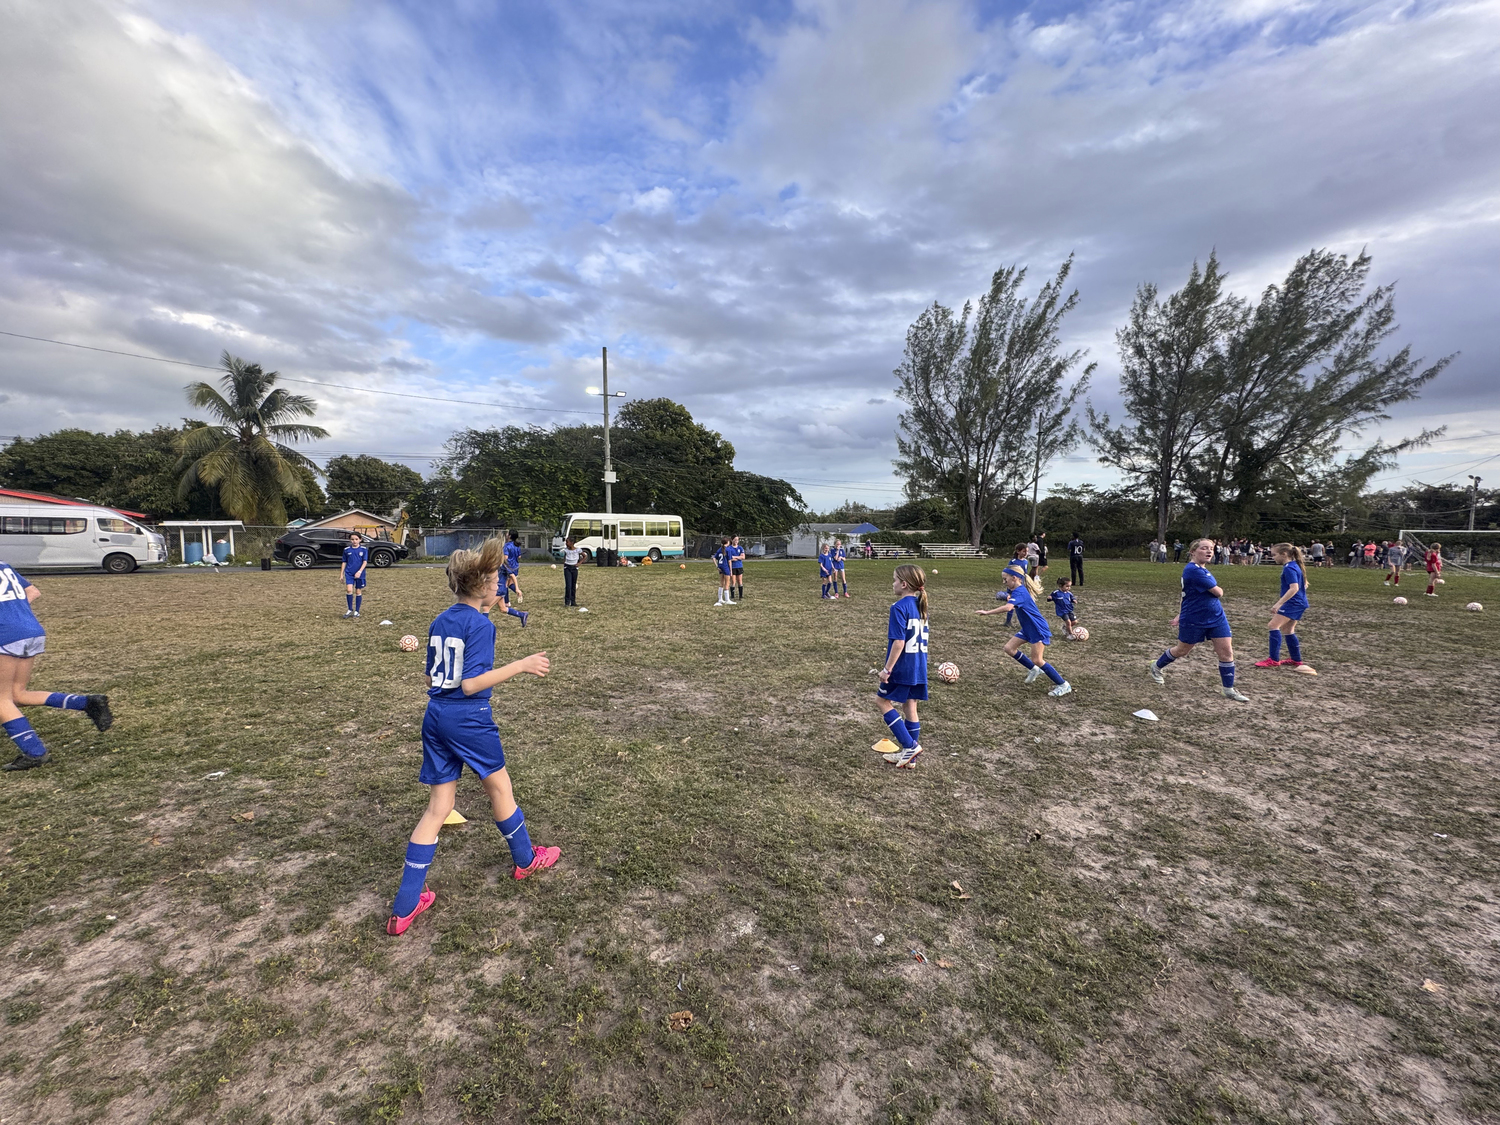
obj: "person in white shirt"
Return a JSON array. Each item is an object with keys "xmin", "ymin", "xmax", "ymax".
[{"xmin": 561, "ymin": 537, "xmax": 582, "ymax": 606}]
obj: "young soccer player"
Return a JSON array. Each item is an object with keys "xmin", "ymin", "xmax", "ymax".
[
  {"xmin": 1425, "ymin": 542, "xmax": 1443, "ymax": 596},
  {"xmin": 1149, "ymin": 538, "xmax": 1249, "ymax": 701},
  {"xmin": 977, "ymin": 566, "xmax": 1073, "ymax": 696},
  {"xmin": 342, "ymin": 532, "xmax": 368, "ymax": 618},
  {"xmin": 1383, "ymin": 540, "xmax": 1406, "ymax": 586},
  {"xmin": 1000, "ymin": 543, "xmax": 1030, "ymax": 625},
  {"xmin": 1, "ymin": 561, "xmax": 112, "ymax": 771},
  {"xmin": 872, "ymin": 564, "xmax": 928, "ymax": 769},
  {"xmin": 504, "ymin": 532, "xmax": 524, "ymax": 605},
  {"xmin": 713, "ymin": 537, "xmax": 735, "ymax": 606},
  {"xmin": 818, "ymin": 543, "xmax": 835, "ymax": 600},
  {"xmin": 1255, "ymin": 543, "xmax": 1309, "ymax": 669},
  {"xmin": 561, "ymin": 537, "xmax": 581, "ymax": 606},
  {"xmin": 831, "ymin": 538, "xmax": 850, "ymax": 598},
  {"xmin": 729, "ymin": 535, "xmax": 745, "ymax": 601},
  {"xmin": 493, "ymin": 570, "xmax": 529, "ymax": 627},
  {"xmin": 1048, "ymin": 576, "xmax": 1080, "ymax": 638},
  {"xmin": 386, "ymin": 539, "xmax": 559, "ymax": 936}
]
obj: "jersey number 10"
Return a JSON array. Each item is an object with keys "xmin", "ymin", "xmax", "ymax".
[{"xmin": 428, "ymin": 636, "xmax": 466, "ymax": 689}]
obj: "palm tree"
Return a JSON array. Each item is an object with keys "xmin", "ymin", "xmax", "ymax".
[{"xmin": 176, "ymin": 352, "xmax": 330, "ymax": 525}]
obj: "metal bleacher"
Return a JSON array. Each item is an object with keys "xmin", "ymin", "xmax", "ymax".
[{"xmin": 919, "ymin": 543, "xmax": 989, "ymax": 559}]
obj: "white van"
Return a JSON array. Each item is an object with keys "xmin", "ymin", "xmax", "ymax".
[
  {"xmin": 551, "ymin": 512, "xmax": 685, "ymax": 562},
  {"xmin": 0, "ymin": 500, "xmax": 168, "ymax": 573}
]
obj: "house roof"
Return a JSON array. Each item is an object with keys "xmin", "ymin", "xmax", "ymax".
[
  {"xmin": 303, "ymin": 508, "xmax": 397, "ymax": 528},
  {"xmin": 797, "ymin": 522, "xmax": 880, "ymax": 534},
  {"xmin": 0, "ymin": 488, "xmax": 150, "ymax": 520}
]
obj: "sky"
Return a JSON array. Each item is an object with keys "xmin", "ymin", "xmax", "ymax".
[{"xmin": 1, "ymin": 0, "xmax": 1498, "ymax": 514}]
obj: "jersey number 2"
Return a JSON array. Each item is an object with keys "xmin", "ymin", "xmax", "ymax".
[{"xmin": 429, "ymin": 637, "xmax": 466, "ymax": 689}]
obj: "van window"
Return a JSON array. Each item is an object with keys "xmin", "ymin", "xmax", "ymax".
[
  {"xmin": 2, "ymin": 517, "xmax": 25, "ymax": 535},
  {"xmin": 98, "ymin": 518, "xmax": 136, "ymax": 534},
  {"xmin": 28, "ymin": 518, "xmax": 88, "ymax": 535}
]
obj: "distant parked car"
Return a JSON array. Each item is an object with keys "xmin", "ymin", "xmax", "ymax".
[{"xmin": 273, "ymin": 528, "xmax": 407, "ymax": 569}]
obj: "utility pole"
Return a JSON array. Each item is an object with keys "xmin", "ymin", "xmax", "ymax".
[
  {"xmin": 1029, "ymin": 410, "xmax": 1044, "ymax": 534},
  {"xmin": 588, "ymin": 349, "xmax": 625, "ymax": 560},
  {"xmin": 1469, "ymin": 475, "xmax": 1483, "ymax": 532}
]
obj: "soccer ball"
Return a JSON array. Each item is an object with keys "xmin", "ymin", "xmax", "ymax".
[
  {"xmin": 1392, "ymin": 597, "xmax": 1408, "ymax": 606},
  {"xmin": 936, "ymin": 662, "xmax": 960, "ymax": 683},
  {"xmin": 679, "ymin": 563, "xmax": 687, "ymax": 569},
  {"xmin": 1466, "ymin": 602, "xmax": 1484, "ymax": 612},
  {"xmin": 1435, "ymin": 578, "xmax": 1445, "ymax": 585},
  {"xmin": 1071, "ymin": 626, "xmax": 1089, "ymax": 641},
  {"xmin": 551, "ymin": 563, "xmax": 557, "ymax": 569},
  {"xmin": 398, "ymin": 635, "xmax": 420, "ymax": 652}
]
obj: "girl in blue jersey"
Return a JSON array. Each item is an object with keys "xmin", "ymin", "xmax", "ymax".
[
  {"xmin": 493, "ymin": 569, "xmax": 529, "ymax": 628},
  {"xmin": 504, "ymin": 532, "xmax": 524, "ymax": 605},
  {"xmin": 0, "ymin": 562, "xmax": 112, "ymax": 772},
  {"xmin": 831, "ymin": 538, "xmax": 849, "ymax": 598},
  {"xmin": 342, "ymin": 533, "xmax": 368, "ymax": 618},
  {"xmin": 1149, "ymin": 538, "xmax": 1249, "ymax": 701},
  {"xmin": 1256, "ymin": 543, "xmax": 1311, "ymax": 670},
  {"xmin": 977, "ymin": 567, "xmax": 1073, "ymax": 696},
  {"xmin": 1048, "ymin": 577, "xmax": 1080, "ymax": 638},
  {"xmin": 818, "ymin": 544, "xmax": 835, "ymax": 600},
  {"xmin": 712, "ymin": 537, "xmax": 735, "ymax": 607},
  {"xmin": 729, "ymin": 535, "xmax": 745, "ymax": 601},
  {"xmin": 873, "ymin": 564, "xmax": 929, "ymax": 768},
  {"xmin": 387, "ymin": 538, "xmax": 558, "ymax": 936}
]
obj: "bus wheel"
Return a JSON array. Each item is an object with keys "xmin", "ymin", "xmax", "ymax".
[
  {"xmin": 648, "ymin": 547, "xmax": 662, "ymax": 562},
  {"xmin": 102, "ymin": 553, "xmax": 138, "ymax": 575}
]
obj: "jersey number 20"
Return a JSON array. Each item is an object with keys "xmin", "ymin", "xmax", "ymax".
[{"xmin": 428, "ymin": 636, "xmax": 466, "ymax": 689}]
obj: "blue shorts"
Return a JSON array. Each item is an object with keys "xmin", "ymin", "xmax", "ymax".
[
  {"xmin": 878, "ymin": 681, "xmax": 928, "ymax": 702},
  {"xmin": 1013, "ymin": 620, "xmax": 1051, "ymax": 645},
  {"xmin": 1179, "ymin": 620, "xmax": 1232, "ymax": 644},
  {"xmin": 1278, "ymin": 603, "xmax": 1306, "ymax": 621},
  {"xmin": 344, "ymin": 572, "xmax": 367, "ymax": 589},
  {"xmin": 420, "ymin": 703, "xmax": 506, "ymax": 785},
  {"xmin": 718, "ymin": 565, "xmax": 732, "ymax": 576}
]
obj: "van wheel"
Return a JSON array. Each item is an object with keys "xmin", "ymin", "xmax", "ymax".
[
  {"xmin": 579, "ymin": 548, "xmax": 593, "ymax": 563},
  {"xmin": 370, "ymin": 550, "xmax": 395, "ymax": 568},
  {"xmin": 648, "ymin": 547, "xmax": 662, "ymax": 561},
  {"xmin": 290, "ymin": 549, "xmax": 317, "ymax": 569},
  {"xmin": 102, "ymin": 553, "xmax": 138, "ymax": 575}
]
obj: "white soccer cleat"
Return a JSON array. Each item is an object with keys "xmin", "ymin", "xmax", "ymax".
[
  {"xmin": 1023, "ymin": 666, "xmax": 1042, "ymax": 685},
  {"xmin": 1148, "ymin": 664, "xmax": 1165, "ymax": 685},
  {"xmin": 1222, "ymin": 687, "xmax": 1249, "ymax": 702},
  {"xmin": 1048, "ymin": 681, "xmax": 1073, "ymax": 698}
]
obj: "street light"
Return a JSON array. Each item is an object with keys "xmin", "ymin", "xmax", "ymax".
[{"xmin": 587, "ymin": 347, "xmax": 627, "ymax": 555}]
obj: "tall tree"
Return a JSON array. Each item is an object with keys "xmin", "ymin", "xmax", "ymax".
[
  {"xmin": 895, "ymin": 258, "xmax": 1094, "ymax": 547},
  {"xmin": 325, "ymin": 454, "xmax": 423, "ymax": 514},
  {"xmin": 1185, "ymin": 249, "xmax": 1449, "ymax": 533},
  {"xmin": 1088, "ymin": 254, "xmax": 1242, "ymax": 543},
  {"xmin": 175, "ymin": 352, "xmax": 329, "ymax": 525}
]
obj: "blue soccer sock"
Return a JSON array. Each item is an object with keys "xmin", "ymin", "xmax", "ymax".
[
  {"xmin": 1010, "ymin": 650, "xmax": 1036, "ymax": 670},
  {"xmin": 883, "ymin": 708, "xmax": 916, "ymax": 749},
  {"xmin": 1268, "ymin": 631, "xmax": 1282, "ymax": 661},
  {"xmin": 840, "ymin": 579, "xmax": 848, "ymax": 594},
  {"xmin": 355, "ymin": 594, "xmax": 362, "ymax": 613},
  {"xmin": 1286, "ymin": 635, "xmax": 1301, "ymax": 662},
  {"xmin": 1155, "ymin": 650, "xmax": 1176, "ymax": 670},
  {"xmin": 904, "ymin": 719, "xmax": 921, "ymax": 746},
  {"xmin": 346, "ymin": 593, "xmax": 354, "ymax": 611},
  {"xmin": 507, "ymin": 606, "xmax": 524, "ymax": 619},
  {"xmin": 497, "ymin": 808, "xmax": 535, "ymax": 869},
  {"xmin": 1003, "ymin": 612, "xmax": 1014, "ymax": 626},
  {"xmin": 821, "ymin": 582, "xmax": 829, "ymax": 597},
  {"xmin": 1219, "ymin": 661, "xmax": 1236, "ymax": 688},
  {"xmin": 392, "ymin": 841, "xmax": 437, "ymax": 917},
  {"xmin": 1042, "ymin": 662, "xmax": 1065, "ymax": 686},
  {"xmin": 3, "ymin": 717, "xmax": 45, "ymax": 758},
  {"xmin": 44, "ymin": 693, "xmax": 88, "ymax": 711}
]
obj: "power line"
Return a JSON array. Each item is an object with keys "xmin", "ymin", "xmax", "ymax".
[{"xmin": 0, "ymin": 329, "xmax": 599, "ymax": 417}]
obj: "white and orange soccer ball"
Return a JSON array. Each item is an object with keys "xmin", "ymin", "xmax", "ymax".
[
  {"xmin": 1466, "ymin": 602, "xmax": 1484, "ymax": 612},
  {"xmin": 1070, "ymin": 627, "xmax": 1089, "ymax": 641},
  {"xmin": 1392, "ymin": 596, "xmax": 1408, "ymax": 606},
  {"xmin": 398, "ymin": 634, "xmax": 420, "ymax": 652},
  {"xmin": 1435, "ymin": 577, "xmax": 1445, "ymax": 585},
  {"xmin": 936, "ymin": 661, "xmax": 960, "ymax": 683}
]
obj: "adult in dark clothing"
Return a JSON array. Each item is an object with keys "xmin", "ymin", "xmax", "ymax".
[
  {"xmin": 1067, "ymin": 533, "xmax": 1084, "ymax": 586},
  {"xmin": 1036, "ymin": 532, "xmax": 1049, "ymax": 575}
]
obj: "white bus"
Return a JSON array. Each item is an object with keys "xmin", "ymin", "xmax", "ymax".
[
  {"xmin": 551, "ymin": 512, "xmax": 685, "ymax": 562},
  {"xmin": 0, "ymin": 497, "xmax": 168, "ymax": 573}
]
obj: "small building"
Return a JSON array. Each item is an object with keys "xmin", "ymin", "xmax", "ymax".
[
  {"xmin": 159, "ymin": 520, "xmax": 246, "ymax": 563},
  {"xmin": 298, "ymin": 508, "xmax": 398, "ymax": 539},
  {"xmin": 788, "ymin": 521, "xmax": 881, "ymax": 558}
]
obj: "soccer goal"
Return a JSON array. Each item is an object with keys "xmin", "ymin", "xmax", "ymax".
[{"xmin": 1399, "ymin": 530, "xmax": 1500, "ymax": 577}]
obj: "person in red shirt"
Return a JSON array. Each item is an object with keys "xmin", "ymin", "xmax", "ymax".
[{"xmin": 1425, "ymin": 543, "xmax": 1443, "ymax": 596}]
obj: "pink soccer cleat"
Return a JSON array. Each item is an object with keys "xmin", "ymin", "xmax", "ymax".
[
  {"xmin": 515, "ymin": 845, "xmax": 561, "ymax": 880},
  {"xmin": 1253, "ymin": 658, "xmax": 1282, "ymax": 669},
  {"xmin": 386, "ymin": 887, "xmax": 436, "ymax": 936}
]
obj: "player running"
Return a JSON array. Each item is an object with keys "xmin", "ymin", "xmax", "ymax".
[
  {"xmin": 872, "ymin": 564, "xmax": 929, "ymax": 769},
  {"xmin": 977, "ymin": 566, "xmax": 1073, "ymax": 697},
  {"xmin": 504, "ymin": 532, "xmax": 524, "ymax": 605},
  {"xmin": 1149, "ymin": 538, "xmax": 1249, "ymax": 702},
  {"xmin": 1256, "ymin": 543, "xmax": 1310, "ymax": 670},
  {"xmin": 1048, "ymin": 576, "xmax": 1081, "ymax": 639},
  {"xmin": 342, "ymin": 532, "xmax": 368, "ymax": 618},
  {"xmin": 386, "ymin": 539, "xmax": 558, "ymax": 937}
]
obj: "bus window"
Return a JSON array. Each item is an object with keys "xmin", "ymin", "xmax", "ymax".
[
  {"xmin": 646, "ymin": 520, "xmax": 669, "ymax": 536},
  {"xmin": 620, "ymin": 520, "xmax": 644, "ymax": 536},
  {"xmin": 98, "ymin": 518, "xmax": 136, "ymax": 534},
  {"xmin": 669, "ymin": 520, "xmax": 681, "ymax": 537},
  {"xmin": 1, "ymin": 517, "xmax": 25, "ymax": 535},
  {"xmin": 29, "ymin": 518, "xmax": 88, "ymax": 534}
]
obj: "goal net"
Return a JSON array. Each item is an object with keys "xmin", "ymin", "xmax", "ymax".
[{"xmin": 1398, "ymin": 529, "xmax": 1500, "ymax": 578}]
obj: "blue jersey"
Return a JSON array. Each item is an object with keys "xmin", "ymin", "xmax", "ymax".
[
  {"xmin": 1179, "ymin": 563, "xmax": 1229, "ymax": 630},
  {"xmin": 342, "ymin": 545, "xmax": 368, "ymax": 576},
  {"xmin": 714, "ymin": 546, "xmax": 732, "ymax": 573},
  {"xmin": 886, "ymin": 595, "xmax": 928, "ymax": 685},
  {"xmin": 832, "ymin": 546, "xmax": 846, "ymax": 567},
  {"xmin": 1280, "ymin": 561, "xmax": 1308, "ymax": 613},
  {"xmin": 729, "ymin": 545, "xmax": 744, "ymax": 569},
  {"xmin": 1008, "ymin": 584, "xmax": 1052, "ymax": 643},
  {"xmin": 426, "ymin": 603, "xmax": 497, "ymax": 704},
  {"xmin": 1048, "ymin": 589, "xmax": 1075, "ymax": 618},
  {"xmin": 0, "ymin": 563, "xmax": 43, "ymax": 646},
  {"xmin": 818, "ymin": 552, "xmax": 833, "ymax": 576},
  {"xmin": 503, "ymin": 541, "xmax": 522, "ymax": 574}
]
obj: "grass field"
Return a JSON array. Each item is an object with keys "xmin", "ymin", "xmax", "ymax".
[{"xmin": 1, "ymin": 557, "xmax": 1497, "ymax": 1125}]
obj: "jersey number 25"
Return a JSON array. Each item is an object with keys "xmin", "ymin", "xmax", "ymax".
[{"xmin": 904, "ymin": 619, "xmax": 929, "ymax": 654}]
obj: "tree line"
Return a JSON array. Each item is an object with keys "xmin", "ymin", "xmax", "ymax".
[{"xmin": 895, "ymin": 248, "xmax": 1453, "ymax": 546}]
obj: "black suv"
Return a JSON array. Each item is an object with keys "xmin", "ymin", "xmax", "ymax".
[{"xmin": 273, "ymin": 528, "xmax": 409, "ymax": 569}]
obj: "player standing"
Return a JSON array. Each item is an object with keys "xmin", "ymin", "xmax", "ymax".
[
  {"xmin": 729, "ymin": 535, "xmax": 745, "ymax": 601},
  {"xmin": 561, "ymin": 537, "xmax": 581, "ymax": 607},
  {"xmin": 977, "ymin": 566, "xmax": 1073, "ymax": 696},
  {"xmin": 831, "ymin": 538, "xmax": 849, "ymax": 598},
  {"xmin": 342, "ymin": 532, "xmax": 368, "ymax": 618},
  {"xmin": 1255, "ymin": 544, "xmax": 1310, "ymax": 670},
  {"xmin": 386, "ymin": 539, "xmax": 559, "ymax": 936},
  {"xmin": 818, "ymin": 543, "xmax": 835, "ymax": 600},
  {"xmin": 872, "ymin": 564, "xmax": 929, "ymax": 769},
  {"xmin": 1149, "ymin": 538, "xmax": 1249, "ymax": 701},
  {"xmin": 713, "ymin": 537, "xmax": 735, "ymax": 607},
  {"xmin": 1424, "ymin": 542, "xmax": 1443, "ymax": 596},
  {"xmin": 1068, "ymin": 532, "xmax": 1085, "ymax": 585},
  {"xmin": 1, "ymin": 561, "xmax": 112, "ymax": 772},
  {"xmin": 1383, "ymin": 540, "xmax": 1405, "ymax": 586}
]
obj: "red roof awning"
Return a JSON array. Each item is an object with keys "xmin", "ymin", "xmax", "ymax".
[{"xmin": 0, "ymin": 488, "xmax": 150, "ymax": 521}]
